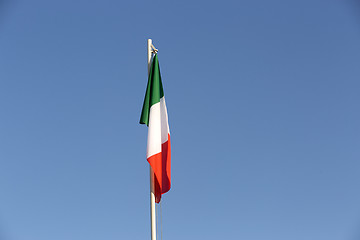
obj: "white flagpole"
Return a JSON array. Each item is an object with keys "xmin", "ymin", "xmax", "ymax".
[{"xmin": 147, "ymin": 38, "xmax": 157, "ymax": 240}]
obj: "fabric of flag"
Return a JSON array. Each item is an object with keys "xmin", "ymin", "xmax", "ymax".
[{"xmin": 140, "ymin": 54, "xmax": 171, "ymax": 203}]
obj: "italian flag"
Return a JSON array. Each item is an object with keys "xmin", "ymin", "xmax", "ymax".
[{"xmin": 140, "ymin": 54, "xmax": 171, "ymax": 203}]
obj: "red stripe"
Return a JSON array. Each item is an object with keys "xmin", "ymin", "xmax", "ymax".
[{"xmin": 147, "ymin": 134, "xmax": 171, "ymax": 203}]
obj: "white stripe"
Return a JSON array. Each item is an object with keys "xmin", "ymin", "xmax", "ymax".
[
  {"xmin": 160, "ymin": 97, "xmax": 170, "ymax": 142},
  {"xmin": 147, "ymin": 96, "xmax": 170, "ymax": 158}
]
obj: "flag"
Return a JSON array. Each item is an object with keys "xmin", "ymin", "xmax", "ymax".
[{"xmin": 140, "ymin": 54, "xmax": 171, "ymax": 203}]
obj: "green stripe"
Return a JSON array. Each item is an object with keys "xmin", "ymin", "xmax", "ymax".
[{"xmin": 139, "ymin": 54, "xmax": 165, "ymax": 126}]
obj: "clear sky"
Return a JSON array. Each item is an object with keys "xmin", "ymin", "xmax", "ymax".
[{"xmin": 0, "ymin": 0, "xmax": 360, "ymax": 239}]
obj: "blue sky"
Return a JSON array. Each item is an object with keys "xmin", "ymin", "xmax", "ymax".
[{"xmin": 0, "ymin": 0, "xmax": 360, "ymax": 239}]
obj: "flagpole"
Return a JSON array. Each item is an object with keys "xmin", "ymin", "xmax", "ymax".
[{"xmin": 147, "ymin": 38, "xmax": 157, "ymax": 240}]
